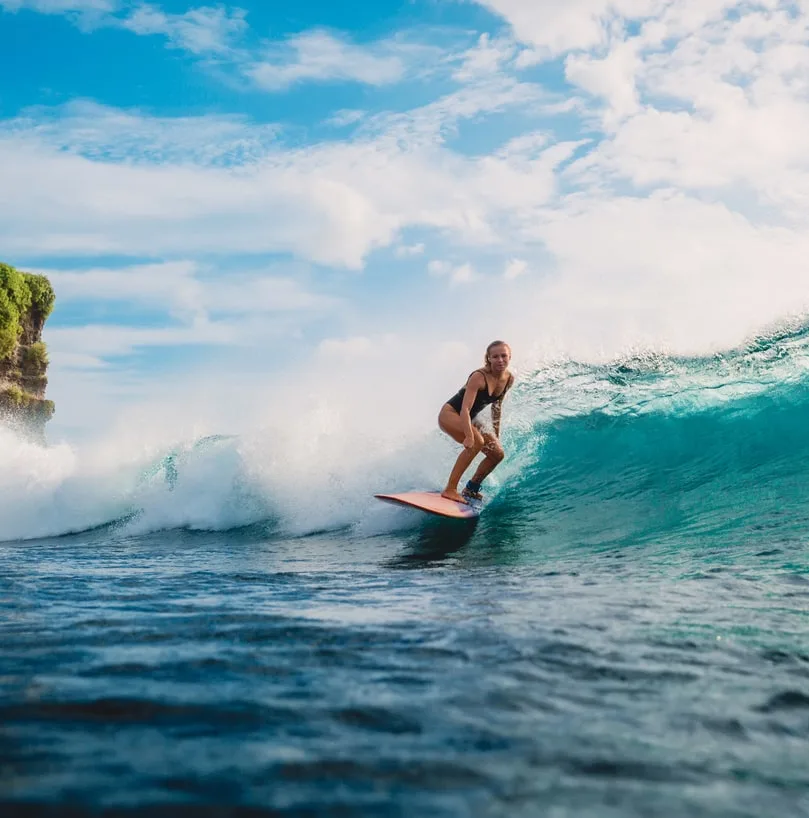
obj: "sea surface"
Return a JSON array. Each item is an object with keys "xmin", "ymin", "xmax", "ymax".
[{"xmin": 2, "ymin": 328, "xmax": 809, "ymax": 816}]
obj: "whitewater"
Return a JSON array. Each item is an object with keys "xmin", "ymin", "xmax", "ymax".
[{"xmin": 2, "ymin": 324, "xmax": 809, "ymax": 816}]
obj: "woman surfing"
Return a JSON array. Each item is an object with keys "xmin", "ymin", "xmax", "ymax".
[{"xmin": 438, "ymin": 340, "xmax": 514, "ymax": 504}]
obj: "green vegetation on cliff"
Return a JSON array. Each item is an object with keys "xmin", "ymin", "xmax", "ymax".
[
  {"xmin": 0, "ymin": 385, "xmax": 55, "ymax": 420},
  {"xmin": 0, "ymin": 264, "xmax": 55, "ymax": 358},
  {"xmin": 22, "ymin": 341, "xmax": 49, "ymax": 375},
  {"xmin": 0, "ymin": 262, "xmax": 56, "ymax": 439}
]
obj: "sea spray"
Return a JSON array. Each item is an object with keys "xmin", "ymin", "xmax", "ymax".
[{"xmin": 5, "ymin": 320, "xmax": 809, "ymax": 545}]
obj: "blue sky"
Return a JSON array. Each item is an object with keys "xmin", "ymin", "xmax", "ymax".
[{"xmin": 3, "ymin": 0, "xmax": 809, "ymax": 440}]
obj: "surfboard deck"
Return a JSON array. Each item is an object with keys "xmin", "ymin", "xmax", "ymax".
[{"xmin": 374, "ymin": 491, "xmax": 481, "ymax": 519}]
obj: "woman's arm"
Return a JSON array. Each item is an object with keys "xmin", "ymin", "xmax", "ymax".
[{"xmin": 492, "ymin": 375, "xmax": 513, "ymax": 438}]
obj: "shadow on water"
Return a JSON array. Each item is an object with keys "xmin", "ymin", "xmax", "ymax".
[
  {"xmin": 383, "ymin": 491, "xmax": 546, "ymax": 570},
  {"xmin": 386, "ymin": 517, "xmax": 479, "ymax": 568}
]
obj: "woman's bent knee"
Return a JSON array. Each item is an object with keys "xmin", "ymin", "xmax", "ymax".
[{"xmin": 484, "ymin": 442, "xmax": 505, "ymax": 463}]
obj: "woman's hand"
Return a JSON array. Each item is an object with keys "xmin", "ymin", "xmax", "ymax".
[{"xmin": 463, "ymin": 433, "xmax": 476, "ymax": 449}]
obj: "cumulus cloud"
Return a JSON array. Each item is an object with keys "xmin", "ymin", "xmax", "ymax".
[
  {"xmin": 565, "ymin": 39, "xmax": 642, "ymax": 124},
  {"xmin": 473, "ymin": 0, "xmax": 659, "ymax": 57},
  {"xmin": 0, "ymin": 81, "xmax": 563, "ymax": 268},
  {"xmin": 522, "ymin": 191, "xmax": 809, "ymax": 354},
  {"xmin": 10, "ymin": 0, "xmax": 809, "ymax": 418},
  {"xmin": 559, "ymin": 3, "xmax": 809, "ymax": 216}
]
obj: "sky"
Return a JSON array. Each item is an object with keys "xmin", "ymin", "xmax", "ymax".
[{"xmin": 4, "ymin": 0, "xmax": 809, "ymax": 441}]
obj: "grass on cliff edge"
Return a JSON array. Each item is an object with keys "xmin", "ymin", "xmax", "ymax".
[
  {"xmin": 0, "ymin": 263, "xmax": 55, "ymax": 360},
  {"xmin": 21, "ymin": 341, "xmax": 49, "ymax": 376},
  {"xmin": 0, "ymin": 385, "xmax": 55, "ymax": 419}
]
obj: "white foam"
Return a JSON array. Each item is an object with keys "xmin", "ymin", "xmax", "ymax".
[{"xmin": 4, "ymin": 318, "xmax": 808, "ymax": 543}]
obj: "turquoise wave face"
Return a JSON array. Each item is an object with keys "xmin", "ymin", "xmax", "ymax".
[
  {"xmin": 8, "ymin": 322, "xmax": 809, "ymax": 545},
  {"xmin": 126, "ymin": 322, "xmax": 809, "ymax": 547},
  {"xmin": 491, "ymin": 330, "xmax": 809, "ymax": 556}
]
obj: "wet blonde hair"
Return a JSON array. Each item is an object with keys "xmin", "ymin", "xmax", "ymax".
[{"xmin": 483, "ymin": 340, "xmax": 511, "ymax": 371}]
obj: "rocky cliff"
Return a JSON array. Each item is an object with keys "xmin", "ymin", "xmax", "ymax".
[{"xmin": 0, "ymin": 262, "xmax": 55, "ymax": 442}]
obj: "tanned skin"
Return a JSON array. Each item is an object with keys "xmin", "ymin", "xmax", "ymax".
[{"xmin": 438, "ymin": 343, "xmax": 512, "ymax": 504}]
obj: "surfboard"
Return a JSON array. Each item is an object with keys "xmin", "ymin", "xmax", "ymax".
[{"xmin": 374, "ymin": 491, "xmax": 481, "ymax": 519}]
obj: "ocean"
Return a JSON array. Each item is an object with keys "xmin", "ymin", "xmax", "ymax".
[{"xmin": 2, "ymin": 327, "xmax": 809, "ymax": 816}]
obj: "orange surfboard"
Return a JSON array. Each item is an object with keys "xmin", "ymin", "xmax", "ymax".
[{"xmin": 374, "ymin": 491, "xmax": 481, "ymax": 519}]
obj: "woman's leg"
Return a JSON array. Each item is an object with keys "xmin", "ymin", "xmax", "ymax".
[
  {"xmin": 438, "ymin": 405, "xmax": 484, "ymax": 502},
  {"xmin": 468, "ymin": 433, "xmax": 504, "ymax": 487}
]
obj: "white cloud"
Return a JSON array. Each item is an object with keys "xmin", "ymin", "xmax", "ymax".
[
  {"xmin": 46, "ymin": 261, "xmax": 205, "ymax": 320},
  {"xmin": 10, "ymin": 100, "xmax": 280, "ymax": 164},
  {"xmin": 35, "ymin": 259, "xmax": 342, "ymax": 375},
  {"xmin": 43, "ymin": 302, "xmax": 330, "ymax": 369},
  {"xmin": 1, "ymin": 0, "xmax": 412, "ymax": 87},
  {"xmin": 47, "ymin": 350, "xmax": 109, "ymax": 369},
  {"xmin": 0, "ymin": 0, "xmax": 115, "ymax": 12},
  {"xmin": 120, "ymin": 3, "xmax": 248, "ymax": 56},
  {"xmin": 0, "ymin": 83, "xmax": 563, "ymax": 268},
  {"xmin": 452, "ymin": 33, "xmax": 517, "ymax": 81},
  {"xmin": 1, "ymin": 0, "xmax": 247, "ymax": 55},
  {"xmin": 0, "ymin": 135, "xmax": 392, "ymax": 267},
  {"xmin": 559, "ymin": 3, "xmax": 809, "ymax": 217},
  {"xmin": 565, "ymin": 39, "xmax": 641, "ymax": 124},
  {"xmin": 395, "ymin": 243, "xmax": 425, "ymax": 258},
  {"xmin": 428, "ymin": 260, "xmax": 477, "ymax": 285},
  {"xmin": 474, "ymin": 0, "xmax": 760, "ymax": 63},
  {"xmin": 10, "ymin": 0, "xmax": 809, "ymax": 396},
  {"xmin": 450, "ymin": 263, "xmax": 476, "ymax": 284},
  {"xmin": 522, "ymin": 191, "xmax": 809, "ymax": 354},
  {"xmin": 327, "ymin": 109, "xmax": 366, "ymax": 128},
  {"xmin": 474, "ymin": 0, "xmax": 659, "ymax": 57},
  {"xmin": 44, "ymin": 261, "xmax": 338, "ymax": 321},
  {"xmin": 246, "ymin": 30, "xmax": 409, "ymax": 90},
  {"xmin": 45, "ymin": 321, "xmax": 237, "ymax": 360},
  {"xmin": 204, "ymin": 275, "xmax": 339, "ymax": 314},
  {"xmin": 1, "ymin": 2, "xmax": 445, "ymax": 95},
  {"xmin": 316, "ymin": 334, "xmax": 400, "ymax": 360},
  {"xmin": 427, "ymin": 260, "xmax": 450, "ymax": 276},
  {"xmin": 370, "ymin": 75, "xmax": 546, "ymax": 146},
  {"xmin": 503, "ymin": 258, "xmax": 528, "ymax": 280},
  {"xmin": 438, "ymin": 0, "xmax": 809, "ymax": 359}
]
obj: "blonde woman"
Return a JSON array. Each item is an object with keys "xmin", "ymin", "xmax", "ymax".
[{"xmin": 438, "ymin": 341, "xmax": 514, "ymax": 504}]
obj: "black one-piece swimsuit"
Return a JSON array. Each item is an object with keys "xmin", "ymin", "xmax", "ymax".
[{"xmin": 446, "ymin": 369, "xmax": 511, "ymax": 418}]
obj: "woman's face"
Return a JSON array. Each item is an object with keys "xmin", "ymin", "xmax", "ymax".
[{"xmin": 487, "ymin": 344, "xmax": 511, "ymax": 373}]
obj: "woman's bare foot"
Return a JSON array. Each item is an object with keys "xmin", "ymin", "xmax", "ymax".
[{"xmin": 441, "ymin": 489, "xmax": 468, "ymax": 504}]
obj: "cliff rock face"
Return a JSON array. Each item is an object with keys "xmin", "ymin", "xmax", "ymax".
[{"xmin": 0, "ymin": 262, "xmax": 55, "ymax": 442}]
